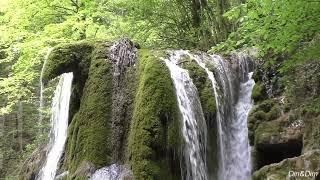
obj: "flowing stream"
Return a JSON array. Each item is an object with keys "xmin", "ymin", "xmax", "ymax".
[
  {"xmin": 164, "ymin": 51, "xmax": 209, "ymax": 180},
  {"xmin": 37, "ymin": 72, "xmax": 73, "ymax": 180}
]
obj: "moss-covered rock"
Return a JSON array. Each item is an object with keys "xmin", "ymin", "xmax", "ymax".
[
  {"xmin": 255, "ymin": 114, "xmax": 303, "ymax": 147},
  {"xmin": 180, "ymin": 57, "xmax": 218, "ymax": 177},
  {"xmin": 42, "ymin": 41, "xmax": 94, "ymax": 83},
  {"xmin": 66, "ymin": 57, "xmax": 113, "ymax": 175},
  {"xmin": 181, "ymin": 59, "xmax": 216, "ymax": 116},
  {"xmin": 254, "ymin": 120, "xmax": 282, "ymax": 147},
  {"xmin": 127, "ymin": 49, "xmax": 181, "ymax": 179},
  {"xmin": 252, "ymin": 82, "xmax": 266, "ymax": 102},
  {"xmin": 248, "ymin": 99, "xmax": 282, "ymax": 145},
  {"xmin": 253, "ymin": 150, "xmax": 320, "ymax": 180},
  {"xmin": 303, "ymin": 116, "xmax": 320, "ymax": 153},
  {"xmin": 41, "ymin": 40, "xmax": 139, "ymax": 179}
]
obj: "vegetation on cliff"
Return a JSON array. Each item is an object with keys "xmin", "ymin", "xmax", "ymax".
[{"xmin": 128, "ymin": 50, "xmax": 181, "ymax": 179}]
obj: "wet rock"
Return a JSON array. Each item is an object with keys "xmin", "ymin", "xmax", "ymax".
[
  {"xmin": 71, "ymin": 161, "xmax": 96, "ymax": 179},
  {"xmin": 109, "ymin": 38, "xmax": 137, "ymax": 77},
  {"xmin": 253, "ymin": 150, "xmax": 320, "ymax": 180},
  {"xmin": 19, "ymin": 145, "xmax": 47, "ymax": 180},
  {"xmin": 90, "ymin": 164, "xmax": 133, "ymax": 180},
  {"xmin": 109, "ymin": 39, "xmax": 137, "ymax": 163},
  {"xmin": 55, "ymin": 171, "xmax": 68, "ymax": 180}
]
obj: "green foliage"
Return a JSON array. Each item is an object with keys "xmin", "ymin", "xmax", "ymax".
[
  {"xmin": 111, "ymin": 0, "xmax": 242, "ymax": 50},
  {"xmin": 280, "ymin": 35, "xmax": 320, "ymax": 73},
  {"xmin": 128, "ymin": 49, "xmax": 181, "ymax": 179},
  {"xmin": 212, "ymin": 0, "xmax": 320, "ymax": 58}
]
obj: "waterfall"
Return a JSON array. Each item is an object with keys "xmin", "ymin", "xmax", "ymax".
[
  {"xmin": 190, "ymin": 53, "xmax": 227, "ymax": 180},
  {"xmin": 164, "ymin": 51, "xmax": 209, "ymax": 180},
  {"xmin": 227, "ymin": 54, "xmax": 254, "ymax": 180},
  {"xmin": 203, "ymin": 53, "xmax": 254, "ymax": 180},
  {"xmin": 37, "ymin": 72, "xmax": 73, "ymax": 180},
  {"xmin": 209, "ymin": 53, "xmax": 254, "ymax": 180},
  {"xmin": 39, "ymin": 48, "xmax": 53, "ymax": 131},
  {"xmin": 165, "ymin": 50, "xmax": 254, "ymax": 180}
]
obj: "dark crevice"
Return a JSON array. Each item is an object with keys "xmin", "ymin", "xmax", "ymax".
[{"xmin": 256, "ymin": 139, "xmax": 303, "ymax": 169}]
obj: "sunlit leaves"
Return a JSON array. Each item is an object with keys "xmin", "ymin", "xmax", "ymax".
[{"xmin": 212, "ymin": 0, "xmax": 320, "ymax": 57}]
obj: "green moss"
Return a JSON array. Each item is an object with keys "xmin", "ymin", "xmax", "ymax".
[
  {"xmin": 128, "ymin": 49, "xmax": 181, "ymax": 179},
  {"xmin": 252, "ymin": 82, "xmax": 265, "ymax": 102},
  {"xmin": 254, "ymin": 120, "xmax": 282, "ymax": 146},
  {"xmin": 303, "ymin": 98, "xmax": 320, "ymax": 115},
  {"xmin": 65, "ymin": 56, "xmax": 113, "ymax": 174},
  {"xmin": 43, "ymin": 41, "xmax": 94, "ymax": 82},
  {"xmin": 182, "ymin": 60, "xmax": 216, "ymax": 114},
  {"xmin": 266, "ymin": 105, "xmax": 281, "ymax": 121},
  {"xmin": 257, "ymin": 99, "xmax": 276, "ymax": 113}
]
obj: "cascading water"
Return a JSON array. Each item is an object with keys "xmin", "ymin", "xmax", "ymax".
[
  {"xmin": 167, "ymin": 50, "xmax": 255, "ymax": 180},
  {"xmin": 210, "ymin": 53, "xmax": 254, "ymax": 180},
  {"xmin": 190, "ymin": 53, "xmax": 227, "ymax": 180},
  {"xmin": 164, "ymin": 51, "xmax": 209, "ymax": 180},
  {"xmin": 37, "ymin": 72, "xmax": 73, "ymax": 180}
]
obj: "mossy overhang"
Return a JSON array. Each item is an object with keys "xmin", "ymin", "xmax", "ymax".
[{"xmin": 42, "ymin": 41, "xmax": 113, "ymax": 84}]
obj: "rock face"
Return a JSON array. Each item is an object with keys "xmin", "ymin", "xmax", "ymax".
[
  {"xmin": 30, "ymin": 39, "xmax": 182, "ymax": 179},
  {"xmin": 127, "ymin": 50, "xmax": 181, "ymax": 179},
  {"xmin": 253, "ymin": 150, "xmax": 320, "ymax": 180},
  {"xmin": 109, "ymin": 39, "xmax": 137, "ymax": 163},
  {"xmin": 250, "ymin": 39, "xmax": 320, "ymax": 179}
]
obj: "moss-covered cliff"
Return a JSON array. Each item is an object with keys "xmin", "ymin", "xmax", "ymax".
[
  {"xmin": 18, "ymin": 36, "xmax": 320, "ymax": 180},
  {"xmin": 180, "ymin": 55, "xmax": 218, "ymax": 178},
  {"xmin": 128, "ymin": 49, "xmax": 181, "ymax": 179},
  {"xmin": 33, "ymin": 41, "xmax": 186, "ymax": 179},
  {"xmin": 250, "ymin": 38, "xmax": 320, "ymax": 179}
]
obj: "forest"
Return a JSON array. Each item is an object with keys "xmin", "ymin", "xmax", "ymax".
[{"xmin": 0, "ymin": 0, "xmax": 320, "ymax": 179}]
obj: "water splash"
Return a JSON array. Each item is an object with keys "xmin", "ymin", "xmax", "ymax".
[
  {"xmin": 37, "ymin": 72, "xmax": 73, "ymax": 180},
  {"xmin": 90, "ymin": 164, "xmax": 133, "ymax": 180},
  {"xmin": 164, "ymin": 50, "xmax": 208, "ymax": 180}
]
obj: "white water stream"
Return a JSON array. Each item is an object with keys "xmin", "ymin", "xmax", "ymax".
[
  {"xmin": 165, "ymin": 50, "xmax": 254, "ymax": 180},
  {"xmin": 164, "ymin": 51, "xmax": 209, "ymax": 180},
  {"xmin": 37, "ymin": 72, "xmax": 73, "ymax": 180}
]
